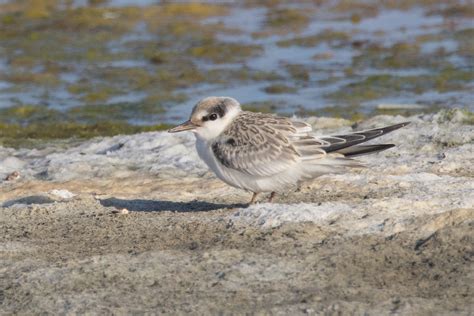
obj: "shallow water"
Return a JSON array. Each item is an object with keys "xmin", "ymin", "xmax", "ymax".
[{"xmin": 0, "ymin": 0, "xmax": 472, "ymax": 144}]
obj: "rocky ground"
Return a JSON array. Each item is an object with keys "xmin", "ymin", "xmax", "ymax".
[{"xmin": 1, "ymin": 109, "xmax": 473, "ymax": 314}]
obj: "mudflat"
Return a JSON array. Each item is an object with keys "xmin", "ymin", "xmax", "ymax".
[{"xmin": 1, "ymin": 110, "xmax": 473, "ymax": 314}]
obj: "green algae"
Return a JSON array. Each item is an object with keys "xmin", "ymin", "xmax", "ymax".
[
  {"xmin": 434, "ymin": 108, "xmax": 474, "ymax": 125},
  {"xmin": 295, "ymin": 104, "xmax": 366, "ymax": 121},
  {"xmin": 277, "ymin": 31, "xmax": 350, "ymax": 48},
  {"xmin": 332, "ymin": 1, "xmax": 379, "ymax": 18},
  {"xmin": 158, "ymin": 3, "xmax": 227, "ymax": 18},
  {"xmin": 188, "ymin": 39, "xmax": 262, "ymax": 63},
  {"xmin": 285, "ymin": 64, "xmax": 310, "ymax": 82},
  {"xmin": 0, "ymin": 102, "xmax": 163, "ymax": 126},
  {"xmin": 0, "ymin": 102, "xmax": 172, "ymax": 148},
  {"xmin": 156, "ymin": 67, "xmax": 206, "ymax": 89},
  {"xmin": 454, "ymin": 28, "xmax": 474, "ymax": 59},
  {"xmin": 0, "ymin": 105, "xmax": 64, "ymax": 124},
  {"xmin": 431, "ymin": 4, "xmax": 474, "ymax": 18},
  {"xmin": 0, "ymin": 1, "xmax": 236, "ymax": 94},
  {"xmin": 105, "ymin": 67, "xmax": 155, "ymax": 88},
  {"xmin": 296, "ymin": 103, "xmax": 447, "ymax": 122},
  {"xmin": 327, "ymin": 68, "xmax": 474, "ymax": 104},
  {"xmin": 0, "ymin": 0, "xmax": 262, "ymax": 116},
  {"xmin": 68, "ymin": 102, "xmax": 165, "ymax": 123},
  {"xmin": 4, "ymin": 71, "xmax": 61, "ymax": 87},
  {"xmin": 263, "ymin": 84, "xmax": 297, "ymax": 94},
  {"xmin": 82, "ymin": 90, "xmax": 113, "ymax": 104},
  {"xmin": 333, "ymin": 0, "xmax": 461, "ymax": 13},
  {"xmin": 242, "ymin": 101, "xmax": 282, "ymax": 114},
  {"xmin": 0, "ymin": 121, "xmax": 172, "ymax": 148},
  {"xmin": 265, "ymin": 8, "xmax": 310, "ymax": 32},
  {"xmin": 328, "ymin": 76, "xmax": 391, "ymax": 104},
  {"xmin": 351, "ymin": 42, "xmax": 444, "ymax": 70},
  {"xmin": 434, "ymin": 66, "xmax": 474, "ymax": 92},
  {"xmin": 205, "ymin": 68, "xmax": 282, "ymax": 84},
  {"xmin": 0, "ymin": 1, "xmax": 472, "ymax": 148}
]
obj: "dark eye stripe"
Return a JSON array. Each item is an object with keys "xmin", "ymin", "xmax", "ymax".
[{"xmin": 209, "ymin": 102, "xmax": 226, "ymax": 118}]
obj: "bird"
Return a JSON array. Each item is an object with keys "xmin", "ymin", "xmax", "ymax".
[{"xmin": 168, "ymin": 96, "xmax": 409, "ymax": 204}]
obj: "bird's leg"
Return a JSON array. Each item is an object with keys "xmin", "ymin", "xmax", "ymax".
[
  {"xmin": 249, "ymin": 192, "xmax": 259, "ymax": 205},
  {"xmin": 268, "ymin": 192, "xmax": 276, "ymax": 203}
]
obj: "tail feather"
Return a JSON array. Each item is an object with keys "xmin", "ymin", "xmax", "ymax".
[
  {"xmin": 321, "ymin": 122, "xmax": 410, "ymax": 153},
  {"xmin": 300, "ymin": 155, "xmax": 365, "ymax": 177},
  {"xmin": 336, "ymin": 144, "xmax": 395, "ymax": 157},
  {"xmin": 296, "ymin": 122, "xmax": 409, "ymax": 178}
]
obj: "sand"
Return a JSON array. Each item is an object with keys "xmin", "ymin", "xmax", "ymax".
[{"xmin": 1, "ymin": 109, "xmax": 473, "ymax": 314}]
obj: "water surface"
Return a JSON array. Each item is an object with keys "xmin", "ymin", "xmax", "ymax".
[{"xmin": 0, "ymin": 0, "xmax": 472, "ymax": 145}]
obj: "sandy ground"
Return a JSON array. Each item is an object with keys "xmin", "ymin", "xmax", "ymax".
[{"xmin": 1, "ymin": 110, "xmax": 473, "ymax": 314}]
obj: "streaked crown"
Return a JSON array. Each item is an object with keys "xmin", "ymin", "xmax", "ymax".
[{"xmin": 190, "ymin": 96, "xmax": 241, "ymax": 124}]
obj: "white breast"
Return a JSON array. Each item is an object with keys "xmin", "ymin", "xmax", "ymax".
[
  {"xmin": 195, "ymin": 135, "xmax": 302, "ymax": 193},
  {"xmin": 195, "ymin": 137, "xmax": 222, "ymax": 179}
]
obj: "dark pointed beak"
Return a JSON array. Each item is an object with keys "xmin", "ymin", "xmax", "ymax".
[{"xmin": 168, "ymin": 120, "xmax": 197, "ymax": 133}]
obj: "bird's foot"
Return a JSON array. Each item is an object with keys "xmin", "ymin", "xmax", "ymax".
[
  {"xmin": 249, "ymin": 192, "xmax": 259, "ymax": 205},
  {"xmin": 248, "ymin": 192, "xmax": 276, "ymax": 205}
]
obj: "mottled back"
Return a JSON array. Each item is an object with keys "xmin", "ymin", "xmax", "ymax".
[{"xmin": 211, "ymin": 111, "xmax": 319, "ymax": 177}]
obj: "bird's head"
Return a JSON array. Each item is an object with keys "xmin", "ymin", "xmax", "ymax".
[{"xmin": 168, "ymin": 96, "xmax": 241, "ymax": 140}]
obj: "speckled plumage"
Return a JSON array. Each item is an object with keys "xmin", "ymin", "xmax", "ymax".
[
  {"xmin": 211, "ymin": 111, "xmax": 317, "ymax": 176},
  {"xmin": 169, "ymin": 96, "xmax": 409, "ymax": 203}
]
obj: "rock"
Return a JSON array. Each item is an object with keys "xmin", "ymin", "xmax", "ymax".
[
  {"xmin": 0, "ymin": 109, "xmax": 472, "ymax": 315},
  {"xmin": 49, "ymin": 189, "xmax": 76, "ymax": 199},
  {"xmin": 4, "ymin": 171, "xmax": 20, "ymax": 181}
]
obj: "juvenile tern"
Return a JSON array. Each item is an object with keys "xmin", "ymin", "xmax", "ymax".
[{"xmin": 169, "ymin": 97, "xmax": 409, "ymax": 204}]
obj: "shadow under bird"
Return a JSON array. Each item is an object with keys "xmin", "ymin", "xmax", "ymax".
[{"xmin": 169, "ymin": 97, "xmax": 409, "ymax": 204}]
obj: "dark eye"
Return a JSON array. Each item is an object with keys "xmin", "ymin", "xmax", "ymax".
[{"xmin": 209, "ymin": 113, "xmax": 218, "ymax": 121}]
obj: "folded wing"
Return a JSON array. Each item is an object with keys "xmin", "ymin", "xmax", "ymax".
[
  {"xmin": 211, "ymin": 112, "xmax": 317, "ymax": 177},
  {"xmin": 212, "ymin": 111, "xmax": 409, "ymax": 177}
]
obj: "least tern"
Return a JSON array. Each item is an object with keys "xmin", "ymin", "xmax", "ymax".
[{"xmin": 169, "ymin": 97, "xmax": 409, "ymax": 204}]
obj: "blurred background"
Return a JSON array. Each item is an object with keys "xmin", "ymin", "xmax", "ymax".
[{"xmin": 0, "ymin": 0, "xmax": 472, "ymax": 147}]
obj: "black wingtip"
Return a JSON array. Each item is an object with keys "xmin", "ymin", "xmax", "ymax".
[
  {"xmin": 324, "ymin": 121, "xmax": 410, "ymax": 153},
  {"xmin": 395, "ymin": 121, "xmax": 411, "ymax": 128},
  {"xmin": 338, "ymin": 144, "xmax": 396, "ymax": 157},
  {"xmin": 379, "ymin": 121, "xmax": 411, "ymax": 133}
]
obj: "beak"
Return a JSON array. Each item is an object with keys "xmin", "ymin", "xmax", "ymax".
[{"xmin": 168, "ymin": 120, "xmax": 197, "ymax": 133}]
